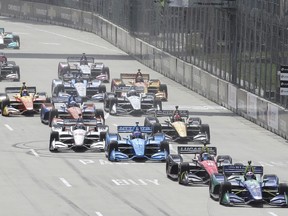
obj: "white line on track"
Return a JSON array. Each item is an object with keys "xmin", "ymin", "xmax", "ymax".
[
  {"xmin": 39, "ymin": 42, "xmax": 60, "ymax": 45},
  {"xmin": 268, "ymin": 212, "xmax": 278, "ymax": 216},
  {"xmin": 95, "ymin": 212, "xmax": 103, "ymax": 216},
  {"xmin": 30, "ymin": 149, "xmax": 39, "ymax": 157},
  {"xmin": 24, "ymin": 25, "xmax": 122, "ymax": 53},
  {"xmin": 4, "ymin": 124, "xmax": 13, "ymax": 131},
  {"xmin": 59, "ymin": 178, "xmax": 72, "ymax": 187},
  {"xmin": 104, "ymin": 113, "xmax": 109, "ymax": 119}
]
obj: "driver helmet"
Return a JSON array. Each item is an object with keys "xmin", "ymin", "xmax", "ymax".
[
  {"xmin": 245, "ymin": 171, "xmax": 254, "ymax": 180},
  {"xmin": 69, "ymin": 100, "xmax": 78, "ymax": 107},
  {"xmin": 75, "ymin": 122, "xmax": 86, "ymax": 130},
  {"xmin": 202, "ymin": 153, "xmax": 209, "ymax": 161},
  {"xmin": 174, "ymin": 114, "xmax": 181, "ymax": 121},
  {"xmin": 133, "ymin": 130, "xmax": 142, "ymax": 138},
  {"xmin": 22, "ymin": 89, "xmax": 29, "ymax": 96},
  {"xmin": 127, "ymin": 89, "xmax": 137, "ymax": 97}
]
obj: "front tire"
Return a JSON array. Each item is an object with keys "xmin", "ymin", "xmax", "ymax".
[{"xmin": 49, "ymin": 131, "xmax": 59, "ymax": 152}]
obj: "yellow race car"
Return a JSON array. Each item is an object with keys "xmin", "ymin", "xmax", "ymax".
[{"xmin": 111, "ymin": 73, "xmax": 168, "ymax": 101}]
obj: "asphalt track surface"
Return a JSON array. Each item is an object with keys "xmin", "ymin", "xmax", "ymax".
[{"xmin": 0, "ymin": 16, "xmax": 288, "ymax": 216}]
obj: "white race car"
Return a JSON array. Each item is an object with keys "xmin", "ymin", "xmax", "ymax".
[{"xmin": 49, "ymin": 118, "xmax": 108, "ymax": 152}]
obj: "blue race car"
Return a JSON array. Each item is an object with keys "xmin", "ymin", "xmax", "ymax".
[
  {"xmin": 105, "ymin": 122, "xmax": 169, "ymax": 162},
  {"xmin": 209, "ymin": 165, "xmax": 288, "ymax": 207},
  {"xmin": 0, "ymin": 28, "xmax": 20, "ymax": 49}
]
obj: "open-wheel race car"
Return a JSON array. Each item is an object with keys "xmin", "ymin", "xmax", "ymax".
[
  {"xmin": 40, "ymin": 93, "xmax": 105, "ymax": 126},
  {"xmin": 0, "ymin": 53, "xmax": 20, "ymax": 82},
  {"xmin": 103, "ymin": 86, "xmax": 162, "ymax": 116},
  {"xmin": 105, "ymin": 122, "xmax": 170, "ymax": 162},
  {"xmin": 0, "ymin": 28, "xmax": 20, "ymax": 49},
  {"xmin": 144, "ymin": 108, "xmax": 210, "ymax": 142},
  {"xmin": 209, "ymin": 165, "xmax": 288, "ymax": 207},
  {"xmin": 51, "ymin": 77, "xmax": 106, "ymax": 101},
  {"xmin": 0, "ymin": 86, "xmax": 49, "ymax": 116},
  {"xmin": 111, "ymin": 73, "xmax": 168, "ymax": 101},
  {"xmin": 49, "ymin": 118, "xmax": 108, "ymax": 152},
  {"xmin": 166, "ymin": 141, "xmax": 232, "ymax": 185},
  {"xmin": 58, "ymin": 56, "xmax": 110, "ymax": 82}
]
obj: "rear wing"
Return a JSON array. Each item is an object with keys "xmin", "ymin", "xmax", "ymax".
[
  {"xmin": 120, "ymin": 73, "xmax": 150, "ymax": 81},
  {"xmin": 177, "ymin": 146, "xmax": 217, "ymax": 155},
  {"xmin": 222, "ymin": 165, "xmax": 263, "ymax": 175},
  {"xmin": 114, "ymin": 86, "xmax": 144, "ymax": 93},
  {"xmin": 51, "ymin": 96, "xmax": 82, "ymax": 104},
  {"xmin": 67, "ymin": 56, "xmax": 94, "ymax": 63},
  {"xmin": 5, "ymin": 87, "xmax": 36, "ymax": 94},
  {"xmin": 117, "ymin": 126, "xmax": 152, "ymax": 133},
  {"xmin": 155, "ymin": 110, "xmax": 189, "ymax": 117}
]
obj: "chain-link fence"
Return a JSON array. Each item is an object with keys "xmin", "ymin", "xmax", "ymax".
[{"xmin": 24, "ymin": 0, "xmax": 288, "ymax": 107}]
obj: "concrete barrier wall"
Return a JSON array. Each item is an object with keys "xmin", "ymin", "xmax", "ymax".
[{"xmin": 1, "ymin": 0, "xmax": 288, "ymax": 140}]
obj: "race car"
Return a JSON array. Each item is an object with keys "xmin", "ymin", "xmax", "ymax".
[
  {"xmin": 49, "ymin": 118, "xmax": 108, "ymax": 152},
  {"xmin": 144, "ymin": 109, "xmax": 210, "ymax": 142},
  {"xmin": 210, "ymin": 165, "xmax": 288, "ymax": 207},
  {"xmin": 58, "ymin": 56, "xmax": 110, "ymax": 82},
  {"xmin": 1, "ymin": 86, "xmax": 49, "ymax": 116},
  {"xmin": 103, "ymin": 86, "xmax": 162, "ymax": 116},
  {"xmin": 105, "ymin": 122, "xmax": 170, "ymax": 162},
  {"xmin": 40, "ymin": 93, "xmax": 105, "ymax": 126},
  {"xmin": 166, "ymin": 142, "xmax": 232, "ymax": 185},
  {"xmin": 51, "ymin": 77, "xmax": 106, "ymax": 100},
  {"xmin": 111, "ymin": 73, "xmax": 168, "ymax": 101},
  {"xmin": 0, "ymin": 53, "xmax": 20, "ymax": 81},
  {"xmin": 0, "ymin": 28, "xmax": 20, "ymax": 49}
]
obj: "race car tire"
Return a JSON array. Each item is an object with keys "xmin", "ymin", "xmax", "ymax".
[
  {"xmin": 104, "ymin": 93, "xmax": 116, "ymax": 110},
  {"xmin": 108, "ymin": 140, "xmax": 118, "ymax": 161},
  {"xmin": 233, "ymin": 163, "xmax": 244, "ymax": 166},
  {"xmin": 49, "ymin": 131, "xmax": 59, "ymax": 152},
  {"xmin": 99, "ymin": 84, "xmax": 106, "ymax": 93},
  {"xmin": 160, "ymin": 141, "xmax": 170, "ymax": 155},
  {"xmin": 95, "ymin": 109, "xmax": 105, "ymax": 120},
  {"xmin": 216, "ymin": 155, "xmax": 233, "ymax": 165},
  {"xmin": 14, "ymin": 35, "xmax": 20, "ymax": 49},
  {"xmin": 153, "ymin": 99, "xmax": 162, "ymax": 110},
  {"xmin": 188, "ymin": 117, "xmax": 202, "ymax": 125},
  {"xmin": 263, "ymin": 174, "xmax": 279, "ymax": 186},
  {"xmin": 48, "ymin": 109, "xmax": 59, "ymax": 127},
  {"xmin": 152, "ymin": 123, "xmax": 162, "ymax": 134},
  {"xmin": 54, "ymin": 84, "xmax": 65, "ymax": 97},
  {"xmin": 12, "ymin": 66, "xmax": 20, "ymax": 82},
  {"xmin": 178, "ymin": 162, "xmax": 190, "ymax": 185},
  {"xmin": 144, "ymin": 116, "xmax": 159, "ymax": 127},
  {"xmin": 0, "ymin": 93, "xmax": 9, "ymax": 108},
  {"xmin": 159, "ymin": 84, "xmax": 168, "ymax": 100},
  {"xmin": 100, "ymin": 131, "xmax": 106, "ymax": 142},
  {"xmin": 200, "ymin": 124, "xmax": 210, "ymax": 143},
  {"xmin": 278, "ymin": 183, "xmax": 288, "ymax": 195},
  {"xmin": 103, "ymin": 67, "xmax": 110, "ymax": 82},
  {"xmin": 1, "ymin": 99, "xmax": 10, "ymax": 116},
  {"xmin": 219, "ymin": 182, "xmax": 231, "ymax": 205},
  {"xmin": 109, "ymin": 98, "xmax": 117, "ymax": 114}
]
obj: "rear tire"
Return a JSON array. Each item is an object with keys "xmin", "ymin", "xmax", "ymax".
[
  {"xmin": 152, "ymin": 123, "xmax": 162, "ymax": 134},
  {"xmin": 160, "ymin": 141, "xmax": 170, "ymax": 155},
  {"xmin": 49, "ymin": 131, "xmax": 59, "ymax": 152},
  {"xmin": 178, "ymin": 162, "xmax": 190, "ymax": 185},
  {"xmin": 108, "ymin": 140, "xmax": 118, "ymax": 161},
  {"xmin": 1, "ymin": 99, "xmax": 10, "ymax": 116},
  {"xmin": 200, "ymin": 124, "xmax": 210, "ymax": 143},
  {"xmin": 159, "ymin": 84, "xmax": 168, "ymax": 100},
  {"xmin": 109, "ymin": 98, "xmax": 117, "ymax": 114},
  {"xmin": 99, "ymin": 84, "xmax": 106, "ymax": 93},
  {"xmin": 48, "ymin": 109, "xmax": 59, "ymax": 127},
  {"xmin": 219, "ymin": 182, "xmax": 231, "ymax": 205}
]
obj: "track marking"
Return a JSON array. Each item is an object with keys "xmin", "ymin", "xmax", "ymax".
[
  {"xmin": 59, "ymin": 178, "xmax": 72, "ymax": 187},
  {"xmin": 25, "ymin": 25, "xmax": 122, "ymax": 53},
  {"xmin": 268, "ymin": 212, "xmax": 278, "ymax": 216},
  {"xmin": 104, "ymin": 113, "xmax": 109, "ymax": 119},
  {"xmin": 113, "ymin": 124, "xmax": 118, "ymax": 127},
  {"xmin": 95, "ymin": 212, "xmax": 103, "ymax": 216},
  {"xmin": 39, "ymin": 42, "xmax": 60, "ymax": 45},
  {"xmin": 4, "ymin": 124, "xmax": 13, "ymax": 131},
  {"xmin": 30, "ymin": 149, "xmax": 39, "ymax": 157}
]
